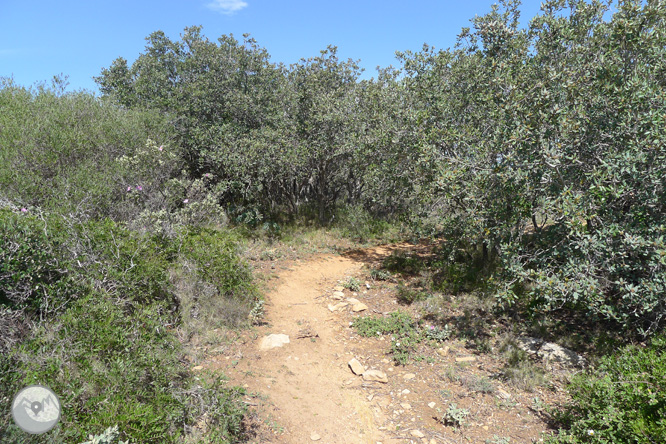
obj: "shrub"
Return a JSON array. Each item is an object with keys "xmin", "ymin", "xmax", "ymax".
[
  {"xmin": 370, "ymin": 268, "xmax": 392, "ymax": 281},
  {"xmin": 547, "ymin": 336, "xmax": 666, "ymax": 444},
  {"xmin": 0, "ymin": 208, "xmax": 80, "ymax": 318},
  {"xmin": 353, "ymin": 311, "xmax": 415, "ymax": 337},
  {"xmin": 180, "ymin": 228, "xmax": 257, "ymax": 305},
  {"xmin": 343, "ymin": 276, "xmax": 361, "ymax": 292},
  {"xmin": 1, "ymin": 293, "xmax": 248, "ymax": 444},
  {"xmin": 0, "ymin": 81, "xmax": 172, "ymax": 220},
  {"xmin": 395, "ymin": 283, "xmax": 428, "ymax": 305}
]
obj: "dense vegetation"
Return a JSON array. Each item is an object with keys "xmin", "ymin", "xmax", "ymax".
[
  {"xmin": 0, "ymin": 80, "xmax": 258, "ymax": 443},
  {"xmin": 2, "ymin": 0, "xmax": 665, "ymax": 442}
]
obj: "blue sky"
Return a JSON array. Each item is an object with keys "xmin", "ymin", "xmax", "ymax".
[{"xmin": 1, "ymin": 0, "xmax": 548, "ymax": 93}]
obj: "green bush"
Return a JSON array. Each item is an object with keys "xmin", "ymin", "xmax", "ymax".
[
  {"xmin": 353, "ymin": 311, "xmax": 422, "ymax": 365},
  {"xmin": 180, "ymin": 228, "xmax": 257, "ymax": 304},
  {"xmin": 353, "ymin": 311, "xmax": 415, "ymax": 337},
  {"xmin": 0, "ymin": 80, "xmax": 172, "ymax": 221},
  {"xmin": 1, "ymin": 292, "xmax": 247, "ymax": 444},
  {"xmin": 395, "ymin": 283, "xmax": 428, "ymax": 305},
  {"xmin": 547, "ymin": 336, "xmax": 666, "ymax": 443},
  {"xmin": 0, "ymin": 208, "xmax": 80, "ymax": 317},
  {"xmin": 0, "ymin": 210, "xmax": 255, "ymax": 443}
]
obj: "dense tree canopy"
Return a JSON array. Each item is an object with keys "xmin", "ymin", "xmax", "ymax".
[{"xmin": 95, "ymin": 0, "xmax": 666, "ymax": 336}]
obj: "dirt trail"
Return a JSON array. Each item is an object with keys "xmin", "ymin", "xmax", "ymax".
[{"xmin": 215, "ymin": 245, "xmax": 404, "ymax": 444}]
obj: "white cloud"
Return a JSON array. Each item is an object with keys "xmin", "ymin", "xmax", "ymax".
[{"xmin": 206, "ymin": 0, "xmax": 248, "ymax": 14}]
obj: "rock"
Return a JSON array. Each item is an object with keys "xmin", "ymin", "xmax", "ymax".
[
  {"xmin": 260, "ymin": 334, "xmax": 290, "ymax": 350},
  {"xmin": 400, "ymin": 403, "xmax": 412, "ymax": 410},
  {"xmin": 311, "ymin": 432, "xmax": 321, "ymax": 441},
  {"xmin": 437, "ymin": 346, "xmax": 450, "ymax": 356},
  {"xmin": 455, "ymin": 356, "xmax": 476, "ymax": 363},
  {"xmin": 329, "ymin": 302, "xmax": 349, "ymax": 312},
  {"xmin": 538, "ymin": 342, "xmax": 585, "ymax": 367},
  {"xmin": 365, "ymin": 282, "xmax": 371, "ymax": 289},
  {"xmin": 428, "ymin": 402, "xmax": 436, "ymax": 408},
  {"xmin": 349, "ymin": 358, "xmax": 366, "ymax": 375},
  {"xmin": 497, "ymin": 388, "xmax": 511, "ymax": 399},
  {"xmin": 352, "ymin": 303, "xmax": 368, "ymax": 312},
  {"xmin": 367, "ymin": 394, "xmax": 374, "ymax": 401},
  {"xmin": 410, "ymin": 429, "xmax": 425, "ymax": 438},
  {"xmin": 347, "ymin": 298, "xmax": 361, "ymax": 305},
  {"xmin": 191, "ymin": 365, "xmax": 203, "ymax": 371},
  {"xmin": 403, "ymin": 373, "xmax": 416, "ymax": 380},
  {"xmin": 401, "ymin": 389, "xmax": 410, "ymax": 395},
  {"xmin": 516, "ymin": 336, "xmax": 545, "ymax": 355},
  {"xmin": 516, "ymin": 336, "xmax": 585, "ymax": 367},
  {"xmin": 333, "ymin": 286, "xmax": 345, "ymax": 292},
  {"xmin": 363, "ymin": 370, "xmax": 388, "ymax": 383}
]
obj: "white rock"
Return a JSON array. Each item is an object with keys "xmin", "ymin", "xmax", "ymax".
[
  {"xmin": 538, "ymin": 342, "xmax": 586, "ymax": 367},
  {"xmin": 352, "ymin": 303, "xmax": 368, "ymax": 312},
  {"xmin": 347, "ymin": 298, "xmax": 361, "ymax": 305},
  {"xmin": 400, "ymin": 403, "xmax": 412, "ymax": 410},
  {"xmin": 310, "ymin": 432, "xmax": 321, "ymax": 441},
  {"xmin": 403, "ymin": 373, "xmax": 416, "ymax": 380},
  {"xmin": 260, "ymin": 334, "xmax": 290, "ymax": 350},
  {"xmin": 362, "ymin": 370, "xmax": 388, "ymax": 383},
  {"xmin": 410, "ymin": 429, "xmax": 425, "ymax": 438},
  {"xmin": 348, "ymin": 358, "xmax": 366, "ymax": 375},
  {"xmin": 428, "ymin": 402, "xmax": 436, "ymax": 408}
]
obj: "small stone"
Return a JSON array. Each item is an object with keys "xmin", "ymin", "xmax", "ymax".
[
  {"xmin": 428, "ymin": 402, "xmax": 436, "ymax": 409},
  {"xmin": 497, "ymin": 388, "xmax": 511, "ymax": 399},
  {"xmin": 382, "ymin": 359, "xmax": 390, "ymax": 364},
  {"xmin": 403, "ymin": 373, "xmax": 416, "ymax": 380},
  {"xmin": 347, "ymin": 298, "xmax": 360, "ymax": 304},
  {"xmin": 362, "ymin": 370, "xmax": 388, "ymax": 383},
  {"xmin": 437, "ymin": 346, "xmax": 450, "ymax": 356},
  {"xmin": 333, "ymin": 286, "xmax": 345, "ymax": 292},
  {"xmin": 328, "ymin": 304, "xmax": 337, "ymax": 312},
  {"xmin": 191, "ymin": 365, "xmax": 203, "ymax": 371},
  {"xmin": 367, "ymin": 394, "xmax": 374, "ymax": 401},
  {"xmin": 400, "ymin": 403, "xmax": 412, "ymax": 410},
  {"xmin": 352, "ymin": 303, "xmax": 368, "ymax": 312},
  {"xmin": 365, "ymin": 282, "xmax": 371, "ymax": 289},
  {"xmin": 311, "ymin": 432, "xmax": 321, "ymax": 441},
  {"xmin": 455, "ymin": 356, "xmax": 476, "ymax": 363},
  {"xmin": 349, "ymin": 358, "xmax": 366, "ymax": 375},
  {"xmin": 401, "ymin": 389, "xmax": 410, "ymax": 395},
  {"xmin": 260, "ymin": 334, "xmax": 290, "ymax": 350},
  {"xmin": 410, "ymin": 430, "xmax": 425, "ymax": 438},
  {"xmin": 483, "ymin": 426, "xmax": 489, "ymax": 431}
]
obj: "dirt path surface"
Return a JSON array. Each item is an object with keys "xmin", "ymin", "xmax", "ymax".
[
  {"xmin": 204, "ymin": 243, "xmax": 568, "ymax": 443},
  {"xmin": 213, "ymin": 245, "xmax": 402, "ymax": 443}
]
